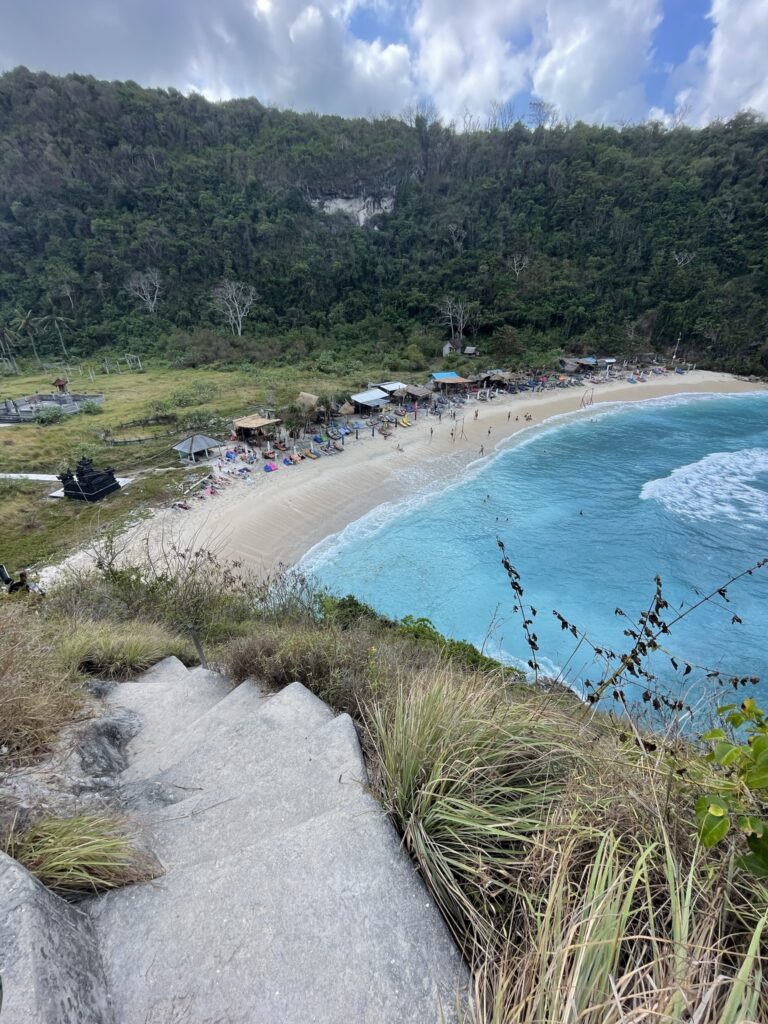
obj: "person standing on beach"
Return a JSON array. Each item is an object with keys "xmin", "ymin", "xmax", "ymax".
[
  {"xmin": 429, "ymin": 427, "xmax": 434, "ymax": 441},
  {"xmin": 507, "ymin": 411, "xmax": 511, "ymax": 422},
  {"xmin": 474, "ymin": 409, "xmax": 478, "ymax": 420},
  {"xmin": 479, "ymin": 445, "xmax": 484, "ymax": 455}
]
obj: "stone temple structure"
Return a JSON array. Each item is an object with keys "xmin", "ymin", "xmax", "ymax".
[{"xmin": 58, "ymin": 458, "xmax": 121, "ymax": 502}]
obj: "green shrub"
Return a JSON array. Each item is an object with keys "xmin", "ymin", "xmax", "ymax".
[
  {"xmin": 323, "ymin": 594, "xmax": 517, "ymax": 675},
  {"xmin": 79, "ymin": 400, "xmax": 102, "ymax": 415},
  {"xmin": 50, "ymin": 547, "xmax": 317, "ymax": 644},
  {"xmin": 169, "ymin": 381, "xmax": 215, "ymax": 407},
  {"xmin": 35, "ymin": 406, "xmax": 64, "ymax": 425},
  {"xmin": 6, "ymin": 814, "xmax": 159, "ymax": 896}
]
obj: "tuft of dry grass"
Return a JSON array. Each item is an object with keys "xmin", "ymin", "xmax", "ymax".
[
  {"xmin": 5, "ymin": 813, "xmax": 159, "ymax": 897},
  {"xmin": 58, "ymin": 618, "xmax": 194, "ymax": 679},
  {"xmin": 0, "ymin": 603, "xmax": 84, "ymax": 762}
]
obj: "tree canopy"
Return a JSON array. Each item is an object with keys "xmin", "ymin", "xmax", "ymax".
[{"xmin": 1, "ymin": 67, "xmax": 767, "ymax": 372}]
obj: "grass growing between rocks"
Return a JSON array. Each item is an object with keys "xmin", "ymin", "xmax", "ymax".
[
  {"xmin": 59, "ymin": 619, "xmax": 194, "ymax": 679},
  {"xmin": 5, "ymin": 814, "xmax": 158, "ymax": 897},
  {"xmin": 0, "ymin": 595, "xmax": 196, "ymax": 765}
]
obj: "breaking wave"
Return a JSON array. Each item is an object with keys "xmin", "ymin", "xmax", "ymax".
[{"xmin": 640, "ymin": 448, "xmax": 768, "ymax": 525}]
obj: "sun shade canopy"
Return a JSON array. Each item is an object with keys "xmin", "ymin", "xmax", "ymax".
[
  {"xmin": 431, "ymin": 371, "xmax": 470, "ymax": 384},
  {"xmin": 233, "ymin": 415, "xmax": 281, "ymax": 429},
  {"xmin": 172, "ymin": 434, "xmax": 224, "ymax": 454},
  {"xmin": 350, "ymin": 388, "xmax": 389, "ymax": 406}
]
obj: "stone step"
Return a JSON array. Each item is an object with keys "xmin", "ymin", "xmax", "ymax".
[
  {"xmin": 152, "ymin": 681, "xmax": 333, "ymax": 790},
  {"xmin": 134, "ymin": 655, "xmax": 191, "ymax": 684},
  {"xmin": 112, "ymin": 664, "xmax": 234, "ymax": 783},
  {"xmin": 145, "ymin": 713, "xmax": 366, "ymax": 869},
  {"xmin": 0, "ymin": 852, "xmax": 113, "ymax": 1024},
  {"xmin": 88, "ymin": 803, "xmax": 467, "ymax": 1024}
]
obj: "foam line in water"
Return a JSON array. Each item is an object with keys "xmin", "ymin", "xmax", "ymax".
[{"xmin": 641, "ymin": 448, "xmax": 768, "ymax": 526}]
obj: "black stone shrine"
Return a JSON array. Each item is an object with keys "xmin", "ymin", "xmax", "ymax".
[{"xmin": 58, "ymin": 458, "xmax": 121, "ymax": 502}]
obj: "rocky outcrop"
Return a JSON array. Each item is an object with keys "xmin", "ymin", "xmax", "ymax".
[
  {"xmin": 0, "ymin": 852, "xmax": 112, "ymax": 1023},
  {"xmin": 310, "ymin": 193, "xmax": 394, "ymax": 226}
]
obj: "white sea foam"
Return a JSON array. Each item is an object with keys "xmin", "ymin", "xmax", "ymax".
[{"xmin": 640, "ymin": 448, "xmax": 768, "ymax": 525}]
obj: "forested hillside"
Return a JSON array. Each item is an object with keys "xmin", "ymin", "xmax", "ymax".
[{"xmin": 1, "ymin": 66, "xmax": 767, "ymax": 372}]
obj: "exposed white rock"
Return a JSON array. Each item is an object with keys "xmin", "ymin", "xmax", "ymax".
[{"xmin": 311, "ymin": 194, "xmax": 394, "ymax": 226}]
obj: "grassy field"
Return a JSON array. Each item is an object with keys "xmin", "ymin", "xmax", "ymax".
[{"xmin": 0, "ymin": 361, "xmax": 372, "ymax": 572}]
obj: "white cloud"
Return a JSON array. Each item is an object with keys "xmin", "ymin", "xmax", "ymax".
[
  {"xmin": 666, "ymin": 0, "xmax": 768, "ymax": 124},
  {"xmin": 1, "ymin": 0, "xmax": 415, "ymax": 117},
  {"xmin": 407, "ymin": 0, "xmax": 662, "ymax": 125},
  {"xmin": 530, "ymin": 0, "xmax": 662, "ymax": 123},
  {"xmin": 4, "ymin": 0, "xmax": 766, "ymax": 126},
  {"xmin": 409, "ymin": 0, "xmax": 533, "ymax": 123}
]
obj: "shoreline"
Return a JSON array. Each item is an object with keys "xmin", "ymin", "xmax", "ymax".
[{"xmin": 41, "ymin": 372, "xmax": 766, "ymax": 586}]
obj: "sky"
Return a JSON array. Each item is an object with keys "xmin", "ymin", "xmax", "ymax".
[{"xmin": 1, "ymin": 0, "xmax": 766, "ymax": 127}]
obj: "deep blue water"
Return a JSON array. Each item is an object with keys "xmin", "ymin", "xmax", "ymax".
[{"xmin": 305, "ymin": 393, "xmax": 768, "ymax": 712}]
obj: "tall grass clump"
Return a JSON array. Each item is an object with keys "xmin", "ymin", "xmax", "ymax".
[
  {"xmin": 6, "ymin": 814, "xmax": 158, "ymax": 897},
  {"xmin": 0, "ymin": 603, "xmax": 84, "ymax": 762},
  {"xmin": 370, "ymin": 676, "xmax": 768, "ymax": 1022},
  {"xmin": 58, "ymin": 619, "xmax": 194, "ymax": 679}
]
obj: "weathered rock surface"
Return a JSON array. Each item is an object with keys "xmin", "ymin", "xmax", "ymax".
[{"xmin": 0, "ymin": 852, "xmax": 112, "ymax": 1024}]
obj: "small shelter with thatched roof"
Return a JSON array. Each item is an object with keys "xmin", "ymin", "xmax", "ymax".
[
  {"xmin": 233, "ymin": 414, "xmax": 281, "ymax": 445},
  {"xmin": 172, "ymin": 434, "xmax": 224, "ymax": 463},
  {"xmin": 297, "ymin": 392, "xmax": 319, "ymax": 411}
]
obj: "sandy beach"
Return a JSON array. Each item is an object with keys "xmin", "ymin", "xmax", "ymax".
[{"xmin": 44, "ymin": 371, "xmax": 764, "ymax": 585}]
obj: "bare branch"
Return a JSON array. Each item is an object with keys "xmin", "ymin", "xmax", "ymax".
[
  {"xmin": 436, "ymin": 296, "xmax": 468, "ymax": 346},
  {"xmin": 127, "ymin": 268, "xmax": 162, "ymax": 313},
  {"xmin": 510, "ymin": 253, "xmax": 529, "ymax": 279},
  {"xmin": 211, "ymin": 279, "xmax": 257, "ymax": 336},
  {"xmin": 672, "ymin": 251, "xmax": 695, "ymax": 268}
]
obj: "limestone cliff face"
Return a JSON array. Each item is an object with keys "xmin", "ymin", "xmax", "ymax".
[{"xmin": 310, "ymin": 193, "xmax": 395, "ymax": 226}]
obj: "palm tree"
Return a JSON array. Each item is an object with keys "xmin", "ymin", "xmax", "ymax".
[
  {"xmin": 10, "ymin": 308, "xmax": 43, "ymax": 366},
  {"xmin": 0, "ymin": 326, "xmax": 19, "ymax": 373},
  {"xmin": 40, "ymin": 307, "xmax": 73, "ymax": 359}
]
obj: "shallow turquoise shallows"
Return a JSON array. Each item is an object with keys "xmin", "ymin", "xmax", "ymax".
[{"xmin": 305, "ymin": 393, "xmax": 768, "ymax": 713}]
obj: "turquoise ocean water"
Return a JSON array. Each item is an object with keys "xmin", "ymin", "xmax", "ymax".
[{"xmin": 305, "ymin": 393, "xmax": 768, "ymax": 710}]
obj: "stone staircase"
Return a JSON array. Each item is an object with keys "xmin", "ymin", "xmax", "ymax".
[{"xmin": 0, "ymin": 658, "xmax": 467, "ymax": 1023}]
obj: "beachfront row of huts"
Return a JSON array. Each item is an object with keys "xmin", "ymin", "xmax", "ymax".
[{"xmin": 172, "ymin": 357, "xmax": 628, "ymax": 462}]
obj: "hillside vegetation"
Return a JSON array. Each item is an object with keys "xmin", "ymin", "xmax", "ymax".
[{"xmin": 2, "ymin": 68, "xmax": 768, "ymax": 373}]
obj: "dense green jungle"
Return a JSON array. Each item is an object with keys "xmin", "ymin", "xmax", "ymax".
[{"xmin": 1, "ymin": 66, "xmax": 767, "ymax": 374}]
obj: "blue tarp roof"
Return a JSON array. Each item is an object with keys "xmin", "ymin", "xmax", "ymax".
[{"xmin": 431, "ymin": 371, "xmax": 463, "ymax": 381}]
